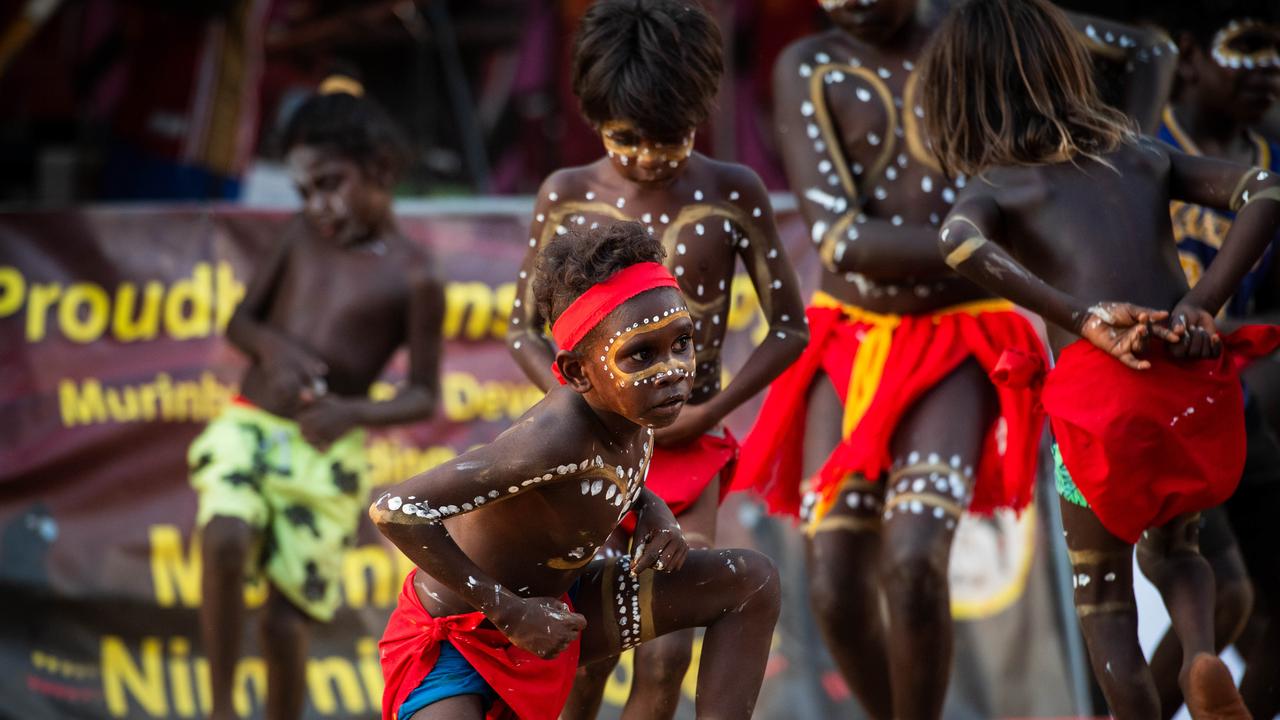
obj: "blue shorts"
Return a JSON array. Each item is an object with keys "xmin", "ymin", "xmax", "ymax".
[{"xmin": 398, "ymin": 642, "xmax": 498, "ymax": 718}]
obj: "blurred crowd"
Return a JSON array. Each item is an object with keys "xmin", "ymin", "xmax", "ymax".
[{"xmin": 1, "ymin": 0, "xmax": 1279, "ymax": 206}]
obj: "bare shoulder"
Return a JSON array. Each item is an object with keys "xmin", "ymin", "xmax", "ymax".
[
  {"xmin": 1129, "ymin": 135, "xmax": 1173, "ymax": 171},
  {"xmin": 495, "ymin": 388, "xmax": 601, "ymax": 459},
  {"xmin": 384, "ymin": 233, "xmax": 441, "ymax": 285},
  {"xmin": 538, "ymin": 162, "xmax": 608, "ymax": 200},
  {"xmin": 700, "ymin": 157, "xmax": 768, "ymax": 203},
  {"xmin": 774, "ymin": 30, "xmax": 852, "ymax": 76}
]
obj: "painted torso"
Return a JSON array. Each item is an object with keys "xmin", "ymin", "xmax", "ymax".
[
  {"xmin": 516, "ymin": 155, "xmax": 796, "ymax": 403},
  {"xmin": 778, "ymin": 29, "xmax": 988, "ymax": 313}
]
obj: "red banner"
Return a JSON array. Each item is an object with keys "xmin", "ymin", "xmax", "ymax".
[{"xmin": 0, "ymin": 205, "xmax": 1083, "ymax": 719}]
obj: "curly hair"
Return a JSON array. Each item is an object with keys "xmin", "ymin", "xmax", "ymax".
[
  {"xmin": 533, "ymin": 221, "xmax": 666, "ymax": 325},
  {"xmin": 571, "ymin": 0, "xmax": 723, "ymax": 143},
  {"xmin": 920, "ymin": 0, "xmax": 1136, "ymax": 178},
  {"xmin": 280, "ymin": 76, "xmax": 410, "ymax": 181}
]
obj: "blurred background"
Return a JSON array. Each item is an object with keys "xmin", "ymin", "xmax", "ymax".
[{"xmin": 2, "ymin": 1, "xmax": 1278, "ymax": 719}]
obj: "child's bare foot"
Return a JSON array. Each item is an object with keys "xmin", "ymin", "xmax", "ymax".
[{"xmin": 1183, "ymin": 653, "xmax": 1251, "ymax": 720}]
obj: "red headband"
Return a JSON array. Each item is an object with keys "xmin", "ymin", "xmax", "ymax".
[{"xmin": 550, "ymin": 262, "xmax": 680, "ymax": 384}]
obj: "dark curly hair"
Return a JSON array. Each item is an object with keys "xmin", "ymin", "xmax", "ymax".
[
  {"xmin": 533, "ymin": 221, "xmax": 666, "ymax": 325},
  {"xmin": 571, "ymin": 0, "xmax": 724, "ymax": 143},
  {"xmin": 280, "ymin": 78, "xmax": 410, "ymax": 181}
]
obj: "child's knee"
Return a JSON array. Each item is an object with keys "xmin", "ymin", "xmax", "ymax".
[
  {"xmin": 882, "ymin": 551, "xmax": 948, "ymax": 615},
  {"xmin": 881, "ymin": 538, "xmax": 947, "ymax": 595},
  {"xmin": 1215, "ymin": 577, "xmax": 1254, "ymax": 637},
  {"xmin": 807, "ymin": 562, "xmax": 875, "ymax": 620},
  {"xmin": 724, "ymin": 549, "xmax": 780, "ymax": 616}
]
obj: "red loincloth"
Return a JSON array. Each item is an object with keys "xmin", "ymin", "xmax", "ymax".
[
  {"xmin": 731, "ymin": 293, "xmax": 1048, "ymax": 524},
  {"xmin": 380, "ymin": 571, "xmax": 579, "ymax": 720},
  {"xmin": 1044, "ymin": 325, "xmax": 1280, "ymax": 543},
  {"xmin": 620, "ymin": 428, "xmax": 738, "ymax": 533}
]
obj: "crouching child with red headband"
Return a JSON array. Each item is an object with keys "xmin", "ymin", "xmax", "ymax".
[{"xmin": 371, "ymin": 221, "xmax": 780, "ymax": 720}]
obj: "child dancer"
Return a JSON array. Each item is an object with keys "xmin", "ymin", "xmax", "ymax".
[
  {"xmin": 920, "ymin": 1, "xmax": 1280, "ymax": 716},
  {"xmin": 191, "ymin": 76, "xmax": 444, "ymax": 720},
  {"xmin": 507, "ymin": 2, "xmax": 807, "ymax": 715},
  {"xmin": 735, "ymin": 2, "xmax": 1048, "ymax": 717},
  {"xmin": 377, "ymin": 221, "xmax": 780, "ymax": 720}
]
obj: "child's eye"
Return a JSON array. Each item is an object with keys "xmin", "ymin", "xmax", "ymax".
[
  {"xmin": 629, "ymin": 348, "xmax": 653, "ymax": 363},
  {"xmin": 673, "ymin": 335, "xmax": 691, "ymax": 353}
]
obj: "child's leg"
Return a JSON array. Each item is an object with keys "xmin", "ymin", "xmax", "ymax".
[
  {"xmin": 1137, "ymin": 513, "xmax": 1250, "ymax": 719},
  {"xmin": 803, "ymin": 371, "xmax": 893, "ymax": 720},
  {"xmin": 200, "ymin": 516, "xmax": 258, "ymax": 720},
  {"xmin": 880, "ymin": 360, "xmax": 993, "ymax": 720},
  {"xmin": 260, "ymin": 587, "xmax": 312, "ymax": 720},
  {"xmin": 403, "ymin": 695, "xmax": 485, "ymax": 720},
  {"xmin": 1145, "ymin": 509, "xmax": 1252, "ymax": 719},
  {"xmin": 561, "ymin": 659, "xmax": 616, "ymax": 720},
  {"xmin": 576, "ymin": 548, "xmax": 780, "ymax": 719},
  {"xmin": 1058, "ymin": 499, "xmax": 1158, "ymax": 719},
  {"xmin": 562, "ymin": 529, "xmax": 629, "ymax": 720},
  {"xmin": 622, "ymin": 476, "xmax": 720, "ymax": 720}
]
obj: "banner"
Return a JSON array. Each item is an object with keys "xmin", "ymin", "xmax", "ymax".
[{"xmin": 0, "ymin": 204, "xmax": 1083, "ymax": 719}]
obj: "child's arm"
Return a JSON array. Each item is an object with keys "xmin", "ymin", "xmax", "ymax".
[
  {"xmin": 771, "ymin": 43, "xmax": 952, "ymax": 281},
  {"xmin": 1166, "ymin": 146, "xmax": 1280, "ymax": 348},
  {"xmin": 507, "ymin": 175, "xmax": 570, "ymax": 392},
  {"xmin": 296, "ymin": 267, "xmax": 445, "ymax": 446},
  {"xmin": 226, "ymin": 228, "xmax": 327, "ymax": 387},
  {"xmin": 940, "ymin": 193, "xmax": 1171, "ymax": 369},
  {"xmin": 655, "ymin": 170, "xmax": 809, "ymax": 446},
  {"xmin": 370, "ymin": 415, "xmax": 589, "ymax": 658},
  {"xmin": 1067, "ymin": 13, "xmax": 1177, "ymax": 133},
  {"xmin": 628, "ymin": 487, "xmax": 689, "ymax": 576}
]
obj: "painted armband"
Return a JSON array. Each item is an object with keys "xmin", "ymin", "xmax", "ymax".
[
  {"xmin": 1230, "ymin": 168, "xmax": 1280, "ymax": 212},
  {"xmin": 938, "ymin": 216, "xmax": 990, "ymax": 270}
]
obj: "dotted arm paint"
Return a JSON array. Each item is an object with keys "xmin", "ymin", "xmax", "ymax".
[
  {"xmin": 508, "ymin": 177, "xmax": 573, "ymax": 391},
  {"xmin": 686, "ymin": 173, "xmax": 810, "ymax": 426}
]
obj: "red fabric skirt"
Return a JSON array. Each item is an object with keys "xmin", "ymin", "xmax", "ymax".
[
  {"xmin": 619, "ymin": 428, "xmax": 738, "ymax": 533},
  {"xmin": 1044, "ymin": 325, "xmax": 1280, "ymax": 543},
  {"xmin": 731, "ymin": 294, "xmax": 1048, "ymax": 523},
  {"xmin": 379, "ymin": 571, "xmax": 580, "ymax": 720}
]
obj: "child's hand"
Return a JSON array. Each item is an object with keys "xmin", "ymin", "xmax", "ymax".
[
  {"xmin": 1078, "ymin": 302, "xmax": 1169, "ymax": 370},
  {"xmin": 631, "ymin": 503, "xmax": 689, "ymax": 576},
  {"xmin": 260, "ymin": 340, "xmax": 329, "ymax": 407},
  {"xmin": 1167, "ymin": 303, "xmax": 1223, "ymax": 360},
  {"xmin": 652, "ymin": 402, "xmax": 715, "ymax": 447},
  {"xmin": 492, "ymin": 596, "xmax": 586, "ymax": 659},
  {"xmin": 297, "ymin": 396, "xmax": 361, "ymax": 449}
]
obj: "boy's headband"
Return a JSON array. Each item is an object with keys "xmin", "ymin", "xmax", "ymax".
[{"xmin": 550, "ymin": 262, "xmax": 680, "ymax": 384}]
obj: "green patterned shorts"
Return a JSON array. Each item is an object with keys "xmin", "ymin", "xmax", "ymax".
[
  {"xmin": 1052, "ymin": 442, "xmax": 1090, "ymax": 509},
  {"xmin": 189, "ymin": 402, "xmax": 369, "ymax": 622}
]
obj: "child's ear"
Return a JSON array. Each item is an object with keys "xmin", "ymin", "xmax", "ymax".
[{"xmin": 555, "ymin": 350, "xmax": 593, "ymax": 394}]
